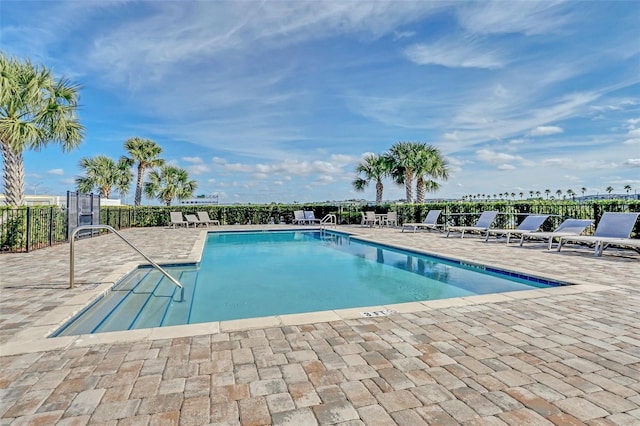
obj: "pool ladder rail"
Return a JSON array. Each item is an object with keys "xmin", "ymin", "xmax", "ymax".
[
  {"xmin": 320, "ymin": 214, "xmax": 337, "ymax": 229},
  {"xmin": 69, "ymin": 224, "xmax": 185, "ymax": 302}
]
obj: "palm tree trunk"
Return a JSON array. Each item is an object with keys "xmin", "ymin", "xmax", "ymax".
[
  {"xmin": 375, "ymin": 181, "xmax": 383, "ymax": 204},
  {"xmin": 135, "ymin": 165, "xmax": 145, "ymax": 206},
  {"xmin": 404, "ymin": 170, "xmax": 413, "ymax": 203},
  {"xmin": 416, "ymin": 176, "xmax": 425, "ymax": 203},
  {"xmin": 1, "ymin": 141, "xmax": 25, "ymax": 206}
]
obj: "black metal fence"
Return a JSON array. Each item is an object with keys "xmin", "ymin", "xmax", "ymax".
[
  {"xmin": 1, "ymin": 200, "xmax": 639, "ymax": 253},
  {"xmin": 0, "ymin": 206, "xmax": 68, "ymax": 253}
]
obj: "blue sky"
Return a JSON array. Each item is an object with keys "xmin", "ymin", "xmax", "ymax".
[{"xmin": 2, "ymin": 1, "xmax": 639, "ymax": 204}]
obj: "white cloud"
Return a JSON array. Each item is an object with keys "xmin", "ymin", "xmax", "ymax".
[
  {"xmin": 628, "ymin": 128, "xmax": 640, "ymax": 138},
  {"xmin": 528, "ymin": 126, "xmax": 564, "ymax": 136},
  {"xmin": 497, "ymin": 164, "xmax": 516, "ymax": 171},
  {"xmin": 456, "ymin": 1, "xmax": 571, "ymax": 36},
  {"xmin": 182, "ymin": 156, "xmax": 204, "ymax": 164},
  {"xmin": 186, "ymin": 164, "xmax": 211, "ymax": 175},
  {"xmin": 404, "ymin": 38, "xmax": 506, "ymax": 69},
  {"xmin": 47, "ymin": 168, "xmax": 64, "ymax": 175},
  {"xmin": 476, "ymin": 149, "xmax": 523, "ymax": 164},
  {"xmin": 623, "ymin": 159, "xmax": 640, "ymax": 167},
  {"xmin": 624, "ymin": 138, "xmax": 640, "ymax": 145}
]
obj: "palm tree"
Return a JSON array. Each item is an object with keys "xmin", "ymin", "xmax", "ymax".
[
  {"xmin": 624, "ymin": 184, "xmax": 632, "ymax": 197},
  {"xmin": 606, "ymin": 186, "xmax": 614, "ymax": 197},
  {"xmin": 144, "ymin": 165, "xmax": 197, "ymax": 206},
  {"xmin": 567, "ymin": 189, "xmax": 575, "ymax": 201},
  {"xmin": 386, "ymin": 141, "xmax": 423, "ymax": 203},
  {"xmin": 544, "ymin": 189, "xmax": 551, "ymax": 199},
  {"xmin": 414, "ymin": 145, "xmax": 448, "ymax": 203},
  {"xmin": 556, "ymin": 189, "xmax": 562, "ymax": 199},
  {"xmin": 519, "ymin": 192, "xmax": 524, "ymax": 199},
  {"xmin": 352, "ymin": 154, "xmax": 390, "ymax": 204},
  {"xmin": 581, "ymin": 187, "xmax": 587, "ymax": 197},
  {"xmin": 529, "ymin": 190, "xmax": 534, "ymax": 199},
  {"xmin": 76, "ymin": 155, "xmax": 132, "ymax": 198},
  {"xmin": 0, "ymin": 52, "xmax": 84, "ymax": 206},
  {"xmin": 121, "ymin": 137, "xmax": 165, "ymax": 206},
  {"xmin": 535, "ymin": 190, "xmax": 541, "ymax": 199}
]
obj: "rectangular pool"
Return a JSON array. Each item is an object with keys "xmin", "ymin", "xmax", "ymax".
[{"xmin": 53, "ymin": 230, "xmax": 565, "ymax": 336}]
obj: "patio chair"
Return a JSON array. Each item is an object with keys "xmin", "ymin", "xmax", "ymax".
[
  {"xmin": 197, "ymin": 211, "xmax": 220, "ymax": 226},
  {"xmin": 185, "ymin": 214, "xmax": 206, "ymax": 227},
  {"xmin": 363, "ymin": 211, "xmax": 378, "ymax": 227},
  {"xmin": 169, "ymin": 211, "xmax": 189, "ymax": 228},
  {"xmin": 292, "ymin": 210, "xmax": 308, "ymax": 225},
  {"xmin": 446, "ymin": 211, "xmax": 498, "ymax": 238},
  {"xmin": 557, "ymin": 212, "xmax": 640, "ymax": 256},
  {"xmin": 519, "ymin": 218, "xmax": 593, "ymax": 250},
  {"xmin": 401, "ymin": 210, "xmax": 442, "ymax": 233},
  {"xmin": 384, "ymin": 211, "xmax": 398, "ymax": 227},
  {"xmin": 304, "ymin": 211, "xmax": 321, "ymax": 224},
  {"xmin": 484, "ymin": 214, "xmax": 549, "ymax": 244}
]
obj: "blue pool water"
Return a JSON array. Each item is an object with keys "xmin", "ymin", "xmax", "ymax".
[{"xmin": 53, "ymin": 230, "xmax": 565, "ymax": 336}]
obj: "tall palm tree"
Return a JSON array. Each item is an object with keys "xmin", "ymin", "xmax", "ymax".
[
  {"xmin": 0, "ymin": 52, "xmax": 84, "ymax": 206},
  {"xmin": 544, "ymin": 189, "xmax": 551, "ymax": 199},
  {"xmin": 386, "ymin": 141, "xmax": 423, "ymax": 203},
  {"xmin": 535, "ymin": 190, "xmax": 541, "ymax": 199},
  {"xmin": 606, "ymin": 186, "xmax": 614, "ymax": 196},
  {"xmin": 144, "ymin": 165, "xmax": 197, "ymax": 206},
  {"xmin": 352, "ymin": 154, "xmax": 390, "ymax": 204},
  {"xmin": 624, "ymin": 184, "xmax": 631, "ymax": 196},
  {"xmin": 556, "ymin": 189, "xmax": 562, "ymax": 199},
  {"xmin": 529, "ymin": 190, "xmax": 534, "ymax": 198},
  {"xmin": 76, "ymin": 155, "xmax": 132, "ymax": 198},
  {"xmin": 567, "ymin": 189, "xmax": 575, "ymax": 201},
  {"xmin": 581, "ymin": 187, "xmax": 587, "ymax": 197},
  {"xmin": 121, "ymin": 137, "xmax": 165, "ymax": 206},
  {"xmin": 415, "ymin": 145, "xmax": 449, "ymax": 203}
]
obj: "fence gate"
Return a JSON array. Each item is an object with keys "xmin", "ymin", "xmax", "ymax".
[{"xmin": 67, "ymin": 191, "xmax": 100, "ymax": 239}]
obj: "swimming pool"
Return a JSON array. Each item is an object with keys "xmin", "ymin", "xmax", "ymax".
[{"xmin": 52, "ymin": 230, "xmax": 565, "ymax": 336}]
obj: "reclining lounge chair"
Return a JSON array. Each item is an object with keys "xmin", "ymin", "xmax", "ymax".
[
  {"xmin": 402, "ymin": 210, "xmax": 442, "ymax": 233},
  {"xmin": 197, "ymin": 211, "xmax": 220, "ymax": 226},
  {"xmin": 484, "ymin": 214, "xmax": 549, "ymax": 244},
  {"xmin": 446, "ymin": 211, "xmax": 498, "ymax": 238},
  {"xmin": 557, "ymin": 212, "xmax": 640, "ymax": 256},
  {"xmin": 169, "ymin": 212, "xmax": 190, "ymax": 228},
  {"xmin": 519, "ymin": 218, "xmax": 593, "ymax": 250}
]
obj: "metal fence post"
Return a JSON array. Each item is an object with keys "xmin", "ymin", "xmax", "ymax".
[
  {"xmin": 25, "ymin": 207, "xmax": 31, "ymax": 253},
  {"xmin": 49, "ymin": 206, "xmax": 54, "ymax": 247}
]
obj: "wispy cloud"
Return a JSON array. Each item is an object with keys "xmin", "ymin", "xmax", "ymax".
[
  {"xmin": 528, "ymin": 126, "xmax": 564, "ymax": 136},
  {"xmin": 47, "ymin": 168, "xmax": 65, "ymax": 175},
  {"xmin": 404, "ymin": 37, "xmax": 507, "ymax": 69}
]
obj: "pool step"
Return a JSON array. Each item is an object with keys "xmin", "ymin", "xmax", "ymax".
[{"xmin": 56, "ymin": 266, "xmax": 197, "ymax": 336}]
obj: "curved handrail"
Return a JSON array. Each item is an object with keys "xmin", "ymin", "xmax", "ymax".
[
  {"xmin": 320, "ymin": 214, "xmax": 337, "ymax": 229},
  {"xmin": 69, "ymin": 225, "xmax": 184, "ymax": 302}
]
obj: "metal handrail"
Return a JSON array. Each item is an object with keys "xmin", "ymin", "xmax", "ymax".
[
  {"xmin": 69, "ymin": 225, "xmax": 184, "ymax": 302},
  {"xmin": 320, "ymin": 214, "xmax": 337, "ymax": 229}
]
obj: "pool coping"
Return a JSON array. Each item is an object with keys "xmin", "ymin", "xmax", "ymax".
[{"xmin": 0, "ymin": 227, "xmax": 610, "ymax": 356}]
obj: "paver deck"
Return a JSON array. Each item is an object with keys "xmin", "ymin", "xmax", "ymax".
[{"xmin": 0, "ymin": 225, "xmax": 638, "ymax": 425}]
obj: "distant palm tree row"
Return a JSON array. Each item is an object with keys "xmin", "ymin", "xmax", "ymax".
[
  {"xmin": 76, "ymin": 137, "xmax": 197, "ymax": 206},
  {"xmin": 352, "ymin": 142, "xmax": 449, "ymax": 204},
  {"xmin": 461, "ymin": 184, "xmax": 634, "ymax": 201}
]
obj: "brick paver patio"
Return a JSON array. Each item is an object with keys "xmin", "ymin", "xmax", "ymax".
[{"xmin": 0, "ymin": 225, "xmax": 638, "ymax": 425}]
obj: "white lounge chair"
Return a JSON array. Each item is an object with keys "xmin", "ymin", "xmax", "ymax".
[
  {"xmin": 169, "ymin": 211, "xmax": 189, "ymax": 228},
  {"xmin": 197, "ymin": 211, "xmax": 220, "ymax": 226},
  {"xmin": 519, "ymin": 218, "xmax": 593, "ymax": 250},
  {"xmin": 402, "ymin": 210, "xmax": 442, "ymax": 233},
  {"xmin": 446, "ymin": 211, "xmax": 498, "ymax": 238},
  {"xmin": 484, "ymin": 215, "xmax": 549, "ymax": 244},
  {"xmin": 293, "ymin": 210, "xmax": 308, "ymax": 225},
  {"xmin": 557, "ymin": 212, "xmax": 640, "ymax": 256},
  {"xmin": 304, "ymin": 211, "xmax": 321, "ymax": 224},
  {"xmin": 185, "ymin": 214, "xmax": 205, "ymax": 227}
]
